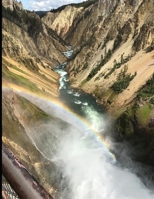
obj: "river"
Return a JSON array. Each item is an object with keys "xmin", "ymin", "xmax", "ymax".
[
  {"xmin": 50, "ymin": 48, "xmax": 154, "ymax": 199},
  {"xmin": 53, "ymin": 49, "xmax": 105, "ymax": 119},
  {"xmin": 11, "ymin": 48, "xmax": 154, "ymax": 199}
]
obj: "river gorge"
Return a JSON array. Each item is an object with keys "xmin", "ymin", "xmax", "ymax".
[
  {"xmin": 2, "ymin": 0, "xmax": 154, "ymax": 198},
  {"xmin": 12, "ymin": 48, "xmax": 153, "ymax": 199}
]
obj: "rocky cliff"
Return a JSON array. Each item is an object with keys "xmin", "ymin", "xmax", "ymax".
[
  {"xmin": 2, "ymin": 0, "xmax": 68, "ymax": 97},
  {"xmin": 42, "ymin": 0, "xmax": 154, "ymax": 164},
  {"xmin": 2, "ymin": 1, "xmax": 69, "ymax": 196},
  {"xmin": 2, "ymin": 0, "xmax": 154, "ymax": 195},
  {"xmin": 2, "ymin": 88, "xmax": 70, "ymax": 197},
  {"xmin": 42, "ymin": 0, "xmax": 154, "ymax": 107},
  {"xmin": 2, "ymin": 0, "xmax": 23, "ymax": 11}
]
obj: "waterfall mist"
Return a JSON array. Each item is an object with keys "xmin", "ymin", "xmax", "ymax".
[{"xmin": 15, "ymin": 91, "xmax": 154, "ymax": 199}]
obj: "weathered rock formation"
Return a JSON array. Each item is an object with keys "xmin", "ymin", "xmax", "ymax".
[
  {"xmin": 42, "ymin": 0, "xmax": 154, "ymax": 104},
  {"xmin": 2, "ymin": 0, "xmax": 23, "ymax": 11},
  {"xmin": 2, "ymin": 0, "xmax": 154, "ymax": 196},
  {"xmin": 2, "ymin": 0, "xmax": 68, "ymax": 97},
  {"xmin": 42, "ymin": 0, "xmax": 154, "ymax": 120},
  {"xmin": 2, "ymin": 1, "xmax": 69, "ymax": 196},
  {"xmin": 42, "ymin": 0, "xmax": 154, "ymax": 163}
]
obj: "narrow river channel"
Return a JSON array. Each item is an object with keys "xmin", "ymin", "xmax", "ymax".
[
  {"xmin": 53, "ymin": 48, "xmax": 105, "ymax": 120},
  {"xmin": 50, "ymin": 48, "xmax": 154, "ymax": 199},
  {"xmin": 9, "ymin": 47, "xmax": 154, "ymax": 199}
]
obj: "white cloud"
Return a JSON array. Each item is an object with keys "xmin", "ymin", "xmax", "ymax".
[{"xmin": 28, "ymin": 0, "xmax": 86, "ymax": 11}]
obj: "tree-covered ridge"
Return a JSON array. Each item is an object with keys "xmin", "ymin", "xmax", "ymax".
[
  {"xmin": 2, "ymin": 5, "xmax": 42, "ymax": 37},
  {"xmin": 2, "ymin": 5, "xmax": 67, "ymax": 45},
  {"xmin": 50, "ymin": 0, "xmax": 99, "ymax": 13},
  {"xmin": 110, "ymin": 65, "xmax": 137, "ymax": 94}
]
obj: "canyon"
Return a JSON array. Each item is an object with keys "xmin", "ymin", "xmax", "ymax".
[{"xmin": 2, "ymin": 0, "xmax": 154, "ymax": 197}]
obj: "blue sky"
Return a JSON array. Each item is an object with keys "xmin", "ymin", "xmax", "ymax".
[{"xmin": 21, "ymin": 0, "xmax": 86, "ymax": 11}]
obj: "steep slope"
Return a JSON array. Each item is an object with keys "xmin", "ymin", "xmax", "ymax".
[
  {"xmin": 2, "ymin": 1, "xmax": 70, "ymax": 196},
  {"xmin": 41, "ymin": 0, "xmax": 99, "ymax": 39},
  {"xmin": 42, "ymin": 0, "xmax": 154, "ymax": 164},
  {"xmin": 2, "ymin": 0, "xmax": 68, "ymax": 97},
  {"xmin": 2, "ymin": 1, "xmax": 154, "ymax": 188},
  {"xmin": 2, "ymin": 88, "xmax": 71, "ymax": 197},
  {"xmin": 42, "ymin": 0, "xmax": 154, "ymax": 121}
]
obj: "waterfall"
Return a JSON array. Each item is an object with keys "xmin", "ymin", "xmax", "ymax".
[{"xmin": 14, "ymin": 47, "xmax": 154, "ymax": 199}]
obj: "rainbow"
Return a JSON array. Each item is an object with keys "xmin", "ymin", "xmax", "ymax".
[{"xmin": 2, "ymin": 83, "xmax": 116, "ymax": 163}]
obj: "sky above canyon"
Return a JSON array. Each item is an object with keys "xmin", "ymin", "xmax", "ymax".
[{"xmin": 21, "ymin": 0, "xmax": 86, "ymax": 11}]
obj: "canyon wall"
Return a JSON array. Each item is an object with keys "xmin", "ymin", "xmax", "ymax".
[
  {"xmin": 42, "ymin": 0, "xmax": 154, "ymax": 164},
  {"xmin": 2, "ymin": 1, "xmax": 154, "ymax": 195}
]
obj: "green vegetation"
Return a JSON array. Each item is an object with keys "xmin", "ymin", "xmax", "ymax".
[
  {"xmin": 136, "ymin": 104, "xmax": 151, "ymax": 125},
  {"xmin": 106, "ymin": 91, "xmax": 117, "ymax": 105},
  {"xmin": 137, "ymin": 73, "xmax": 154, "ymax": 101},
  {"xmin": 87, "ymin": 31, "xmax": 124, "ymax": 81},
  {"xmin": 94, "ymin": 85, "xmax": 102, "ymax": 100},
  {"xmin": 27, "ymin": 17, "xmax": 41, "ymax": 37},
  {"xmin": 2, "ymin": 58, "xmax": 54, "ymax": 86},
  {"xmin": 94, "ymin": 76, "xmax": 101, "ymax": 81},
  {"xmin": 101, "ymin": 34, "xmax": 112, "ymax": 49},
  {"xmin": 110, "ymin": 66, "xmax": 137, "ymax": 93},
  {"xmin": 2, "ymin": 64, "xmax": 40, "ymax": 92},
  {"xmin": 104, "ymin": 54, "xmax": 131, "ymax": 79},
  {"xmin": 83, "ymin": 62, "xmax": 88, "ymax": 70},
  {"xmin": 17, "ymin": 95, "xmax": 51, "ymax": 121},
  {"xmin": 146, "ymin": 45, "xmax": 154, "ymax": 53},
  {"xmin": 116, "ymin": 102, "xmax": 153, "ymax": 137},
  {"xmin": 2, "ymin": 58, "xmax": 29, "ymax": 75},
  {"xmin": 80, "ymin": 79, "xmax": 87, "ymax": 87},
  {"xmin": 50, "ymin": 0, "xmax": 99, "ymax": 13},
  {"xmin": 132, "ymin": 29, "xmax": 138, "ymax": 39},
  {"xmin": 116, "ymin": 74, "xmax": 154, "ymax": 138},
  {"xmin": 35, "ymin": 11, "xmax": 48, "ymax": 17},
  {"xmin": 87, "ymin": 49, "xmax": 112, "ymax": 80},
  {"xmin": 116, "ymin": 110, "xmax": 134, "ymax": 136},
  {"xmin": 133, "ymin": 24, "xmax": 150, "ymax": 52},
  {"xmin": 2, "ymin": 5, "xmax": 21, "ymax": 24},
  {"xmin": 150, "ymin": 97, "xmax": 154, "ymax": 104},
  {"xmin": 2, "ymin": 5, "xmax": 43, "ymax": 39},
  {"xmin": 113, "ymin": 34, "xmax": 122, "ymax": 51},
  {"xmin": 2, "ymin": 92, "xmax": 55, "ymax": 183}
]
